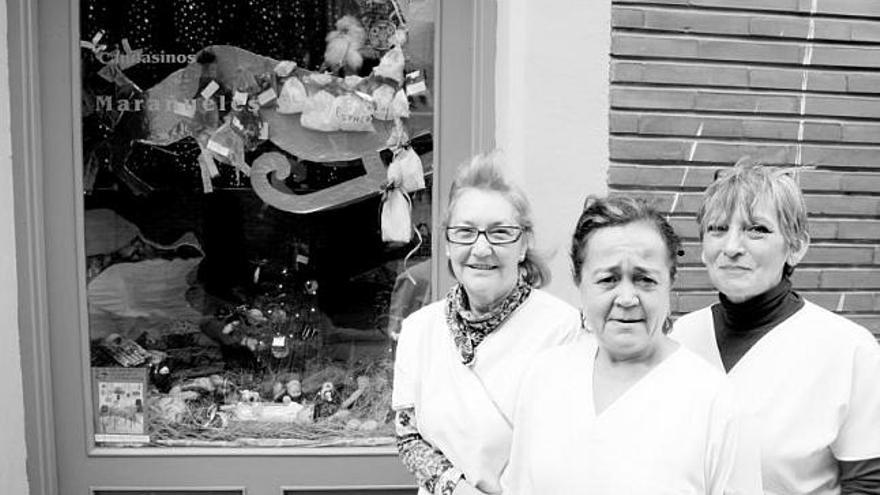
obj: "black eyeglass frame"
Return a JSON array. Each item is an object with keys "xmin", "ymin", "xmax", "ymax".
[{"xmin": 445, "ymin": 225, "xmax": 525, "ymax": 245}]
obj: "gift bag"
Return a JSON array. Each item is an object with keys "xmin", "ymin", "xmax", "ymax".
[
  {"xmin": 388, "ymin": 148, "xmax": 425, "ymax": 193},
  {"xmin": 335, "ymin": 93, "xmax": 375, "ymax": 132},
  {"xmin": 373, "ymin": 85, "xmax": 410, "ymax": 120},
  {"xmin": 300, "ymin": 90, "xmax": 340, "ymax": 132},
  {"xmin": 381, "ymin": 186, "xmax": 412, "ymax": 243},
  {"xmin": 277, "ymin": 76, "xmax": 308, "ymax": 114}
]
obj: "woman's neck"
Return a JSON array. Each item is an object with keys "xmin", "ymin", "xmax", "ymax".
[
  {"xmin": 718, "ymin": 277, "xmax": 801, "ymax": 332},
  {"xmin": 596, "ymin": 335, "xmax": 677, "ymax": 370},
  {"xmin": 465, "ymin": 286, "xmax": 515, "ymax": 317}
]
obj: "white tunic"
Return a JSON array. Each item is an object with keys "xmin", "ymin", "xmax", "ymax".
[
  {"xmin": 392, "ymin": 289, "xmax": 581, "ymax": 495},
  {"xmin": 502, "ymin": 338, "xmax": 761, "ymax": 495},
  {"xmin": 672, "ymin": 301, "xmax": 880, "ymax": 495}
]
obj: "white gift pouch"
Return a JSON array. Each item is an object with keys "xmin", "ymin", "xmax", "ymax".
[
  {"xmin": 300, "ymin": 90, "xmax": 340, "ymax": 132},
  {"xmin": 335, "ymin": 93, "xmax": 375, "ymax": 132},
  {"xmin": 381, "ymin": 186, "xmax": 413, "ymax": 243},
  {"xmin": 372, "ymin": 84, "xmax": 396, "ymax": 120},
  {"xmin": 387, "ymin": 148, "xmax": 425, "ymax": 193},
  {"xmin": 276, "ymin": 76, "xmax": 308, "ymax": 114}
]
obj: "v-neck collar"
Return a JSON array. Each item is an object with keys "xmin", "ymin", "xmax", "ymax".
[
  {"xmin": 709, "ymin": 302, "xmax": 803, "ymax": 376},
  {"xmin": 586, "ymin": 340, "xmax": 682, "ymax": 419}
]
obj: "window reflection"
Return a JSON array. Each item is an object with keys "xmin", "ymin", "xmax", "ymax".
[{"xmin": 82, "ymin": 0, "xmax": 434, "ymax": 448}]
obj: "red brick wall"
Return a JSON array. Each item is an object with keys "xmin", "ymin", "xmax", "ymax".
[{"xmin": 609, "ymin": 0, "xmax": 880, "ymax": 338}]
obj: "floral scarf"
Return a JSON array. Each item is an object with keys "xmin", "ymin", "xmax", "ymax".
[{"xmin": 445, "ymin": 275, "xmax": 532, "ymax": 366}]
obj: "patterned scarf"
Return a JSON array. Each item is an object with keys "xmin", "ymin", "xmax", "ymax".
[{"xmin": 446, "ymin": 275, "xmax": 532, "ymax": 366}]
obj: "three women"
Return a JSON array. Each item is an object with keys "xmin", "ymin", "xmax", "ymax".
[{"xmin": 394, "ymin": 153, "xmax": 879, "ymax": 493}]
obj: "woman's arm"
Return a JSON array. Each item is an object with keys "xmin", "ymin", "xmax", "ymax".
[
  {"xmin": 840, "ymin": 458, "xmax": 880, "ymax": 494},
  {"xmin": 395, "ymin": 407, "xmax": 465, "ymax": 495}
]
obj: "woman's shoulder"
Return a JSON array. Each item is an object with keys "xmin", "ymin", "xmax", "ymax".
[
  {"xmin": 522, "ymin": 289, "xmax": 580, "ymax": 319},
  {"xmin": 669, "ymin": 345, "xmax": 726, "ymax": 385},
  {"xmin": 791, "ymin": 300, "xmax": 879, "ymax": 348},
  {"xmin": 670, "ymin": 305, "xmax": 715, "ymax": 341},
  {"xmin": 524, "ymin": 337, "xmax": 594, "ymax": 379},
  {"xmin": 397, "ymin": 299, "xmax": 447, "ymax": 342}
]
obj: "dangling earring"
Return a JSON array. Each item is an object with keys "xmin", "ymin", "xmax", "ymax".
[
  {"xmin": 579, "ymin": 309, "xmax": 589, "ymax": 332},
  {"xmin": 662, "ymin": 315, "xmax": 673, "ymax": 334}
]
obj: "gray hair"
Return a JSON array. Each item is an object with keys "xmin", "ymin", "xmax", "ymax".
[
  {"xmin": 697, "ymin": 157, "xmax": 809, "ymax": 277},
  {"xmin": 445, "ymin": 151, "xmax": 551, "ymax": 287}
]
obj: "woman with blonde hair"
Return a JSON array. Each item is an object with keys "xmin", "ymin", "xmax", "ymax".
[{"xmin": 673, "ymin": 158, "xmax": 880, "ymax": 494}]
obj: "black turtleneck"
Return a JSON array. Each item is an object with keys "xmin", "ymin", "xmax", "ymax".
[
  {"xmin": 713, "ymin": 277, "xmax": 880, "ymax": 490},
  {"xmin": 711, "ymin": 277, "xmax": 804, "ymax": 372}
]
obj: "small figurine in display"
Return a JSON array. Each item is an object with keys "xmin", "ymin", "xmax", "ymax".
[
  {"xmin": 312, "ymin": 381, "xmax": 340, "ymax": 420},
  {"xmin": 273, "ymin": 377, "xmax": 303, "ymax": 404}
]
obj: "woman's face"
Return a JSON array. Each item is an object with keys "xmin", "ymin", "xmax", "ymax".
[
  {"xmin": 447, "ymin": 189, "xmax": 527, "ymax": 313},
  {"xmin": 701, "ymin": 200, "xmax": 802, "ymax": 303},
  {"xmin": 580, "ymin": 221, "xmax": 672, "ymax": 361}
]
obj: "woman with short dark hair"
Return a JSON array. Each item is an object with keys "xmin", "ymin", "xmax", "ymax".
[{"xmin": 502, "ymin": 195, "xmax": 760, "ymax": 494}]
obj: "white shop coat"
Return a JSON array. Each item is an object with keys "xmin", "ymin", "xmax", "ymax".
[
  {"xmin": 392, "ymin": 289, "xmax": 581, "ymax": 495},
  {"xmin": 502, "ymin": 337, "xmax": 762, "ymax": 495},
  {"xmin": 673, "ymin": 301, "xmax": 880, "ymax": 495}
]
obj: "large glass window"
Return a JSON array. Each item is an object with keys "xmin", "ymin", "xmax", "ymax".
[{"xmin": 81, "ymin": 0, "xmax": 434, "ymax": 448}]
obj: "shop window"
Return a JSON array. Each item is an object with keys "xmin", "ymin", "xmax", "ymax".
[{"xmin": 81, "ymin": 0, "xmax": 435, "ymax": 448}]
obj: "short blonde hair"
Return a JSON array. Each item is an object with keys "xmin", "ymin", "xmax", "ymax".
[
  {"xmin": 445, "ymin": 151, "xmax": 550, "ymax": 287},
  {"xmin": 697, "ymin": 157, "xmax": 809, "ymax": 276}
]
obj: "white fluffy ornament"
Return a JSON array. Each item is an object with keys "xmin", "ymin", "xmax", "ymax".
[{"xmin": 323, "ymin": 15, "xmax": 366, "ymax": 74}]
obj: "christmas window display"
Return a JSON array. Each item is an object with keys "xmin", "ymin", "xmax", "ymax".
[{"xmin": 81, "ymin": 0, "xmax": 435, "ymax": 448}]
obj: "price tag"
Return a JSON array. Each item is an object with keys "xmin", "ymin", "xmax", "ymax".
[
  {"xmin": 259, "ymin": 121, "xmax": 270, "ymax": 139},
  {"xmin": 257, "ymin": 88, "xmax": 277, "ymax": 106},
  {"xmin": 406, "ymin": 70, "xmax": 427, "ymax": 96},
  {"xmin": 200, "ymin": 80, "xmax": 220, "ymax": 100},
  {"xmin": 121, "ymin": 38, "xmax": 132, "ymax": 54},
  {"xmin": 272, "ymin": 336, "xmax": 286, "ymax": 347},
  {"xmin": 172, "ymin": 100, "xmax": 196, "ymax": 118},
  {"xmin": 233, "ymin": 91, "xmax": 249, "ymax": 107},
  {"xmin": 207, "ymin": 139, "xmax": 230, "ymax": 157},
  {"xmin": 296, "ymin": 254, "xmax": 309, "ymax": 265}
]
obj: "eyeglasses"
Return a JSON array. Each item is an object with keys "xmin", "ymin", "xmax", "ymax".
[{"xmin": 445, "ymin": 225, "xmax": 524, "ymax": 245}]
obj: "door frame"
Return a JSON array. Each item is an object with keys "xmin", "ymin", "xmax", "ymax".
[{"xmin": 12, "ymin": 0, "xmax": 496, "ymax": 493}]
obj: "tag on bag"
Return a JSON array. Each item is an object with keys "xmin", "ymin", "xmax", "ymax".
[
  {"xmin": 388, "ymin": 148, "xmax": 425, "ymax": 193},
  {"xmin": 381, "ymin": 186, "xmax": 413, "ymax": 243}
]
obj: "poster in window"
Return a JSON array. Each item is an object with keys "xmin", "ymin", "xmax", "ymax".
[{"xmin": 92, "ymin": 367, "xmax": 150, "ymax": 444}]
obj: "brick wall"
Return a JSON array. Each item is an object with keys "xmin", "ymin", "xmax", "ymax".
[{"xmin": 609, "ymin": 0, "xmax": 880, "ymax": 338}]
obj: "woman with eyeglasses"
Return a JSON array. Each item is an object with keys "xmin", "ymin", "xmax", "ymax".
[{"xmin": 392, "ymin": 152, "xmax": 581, "ymax": 495}]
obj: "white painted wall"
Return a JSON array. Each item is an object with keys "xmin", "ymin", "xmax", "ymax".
[
  {"xmin": 0, "ymin": 0, "xmax": 30, "ymax": 492},
  {"xmin": 496, "ymin": 0, "xmax": 611, "ymax": 305}
]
